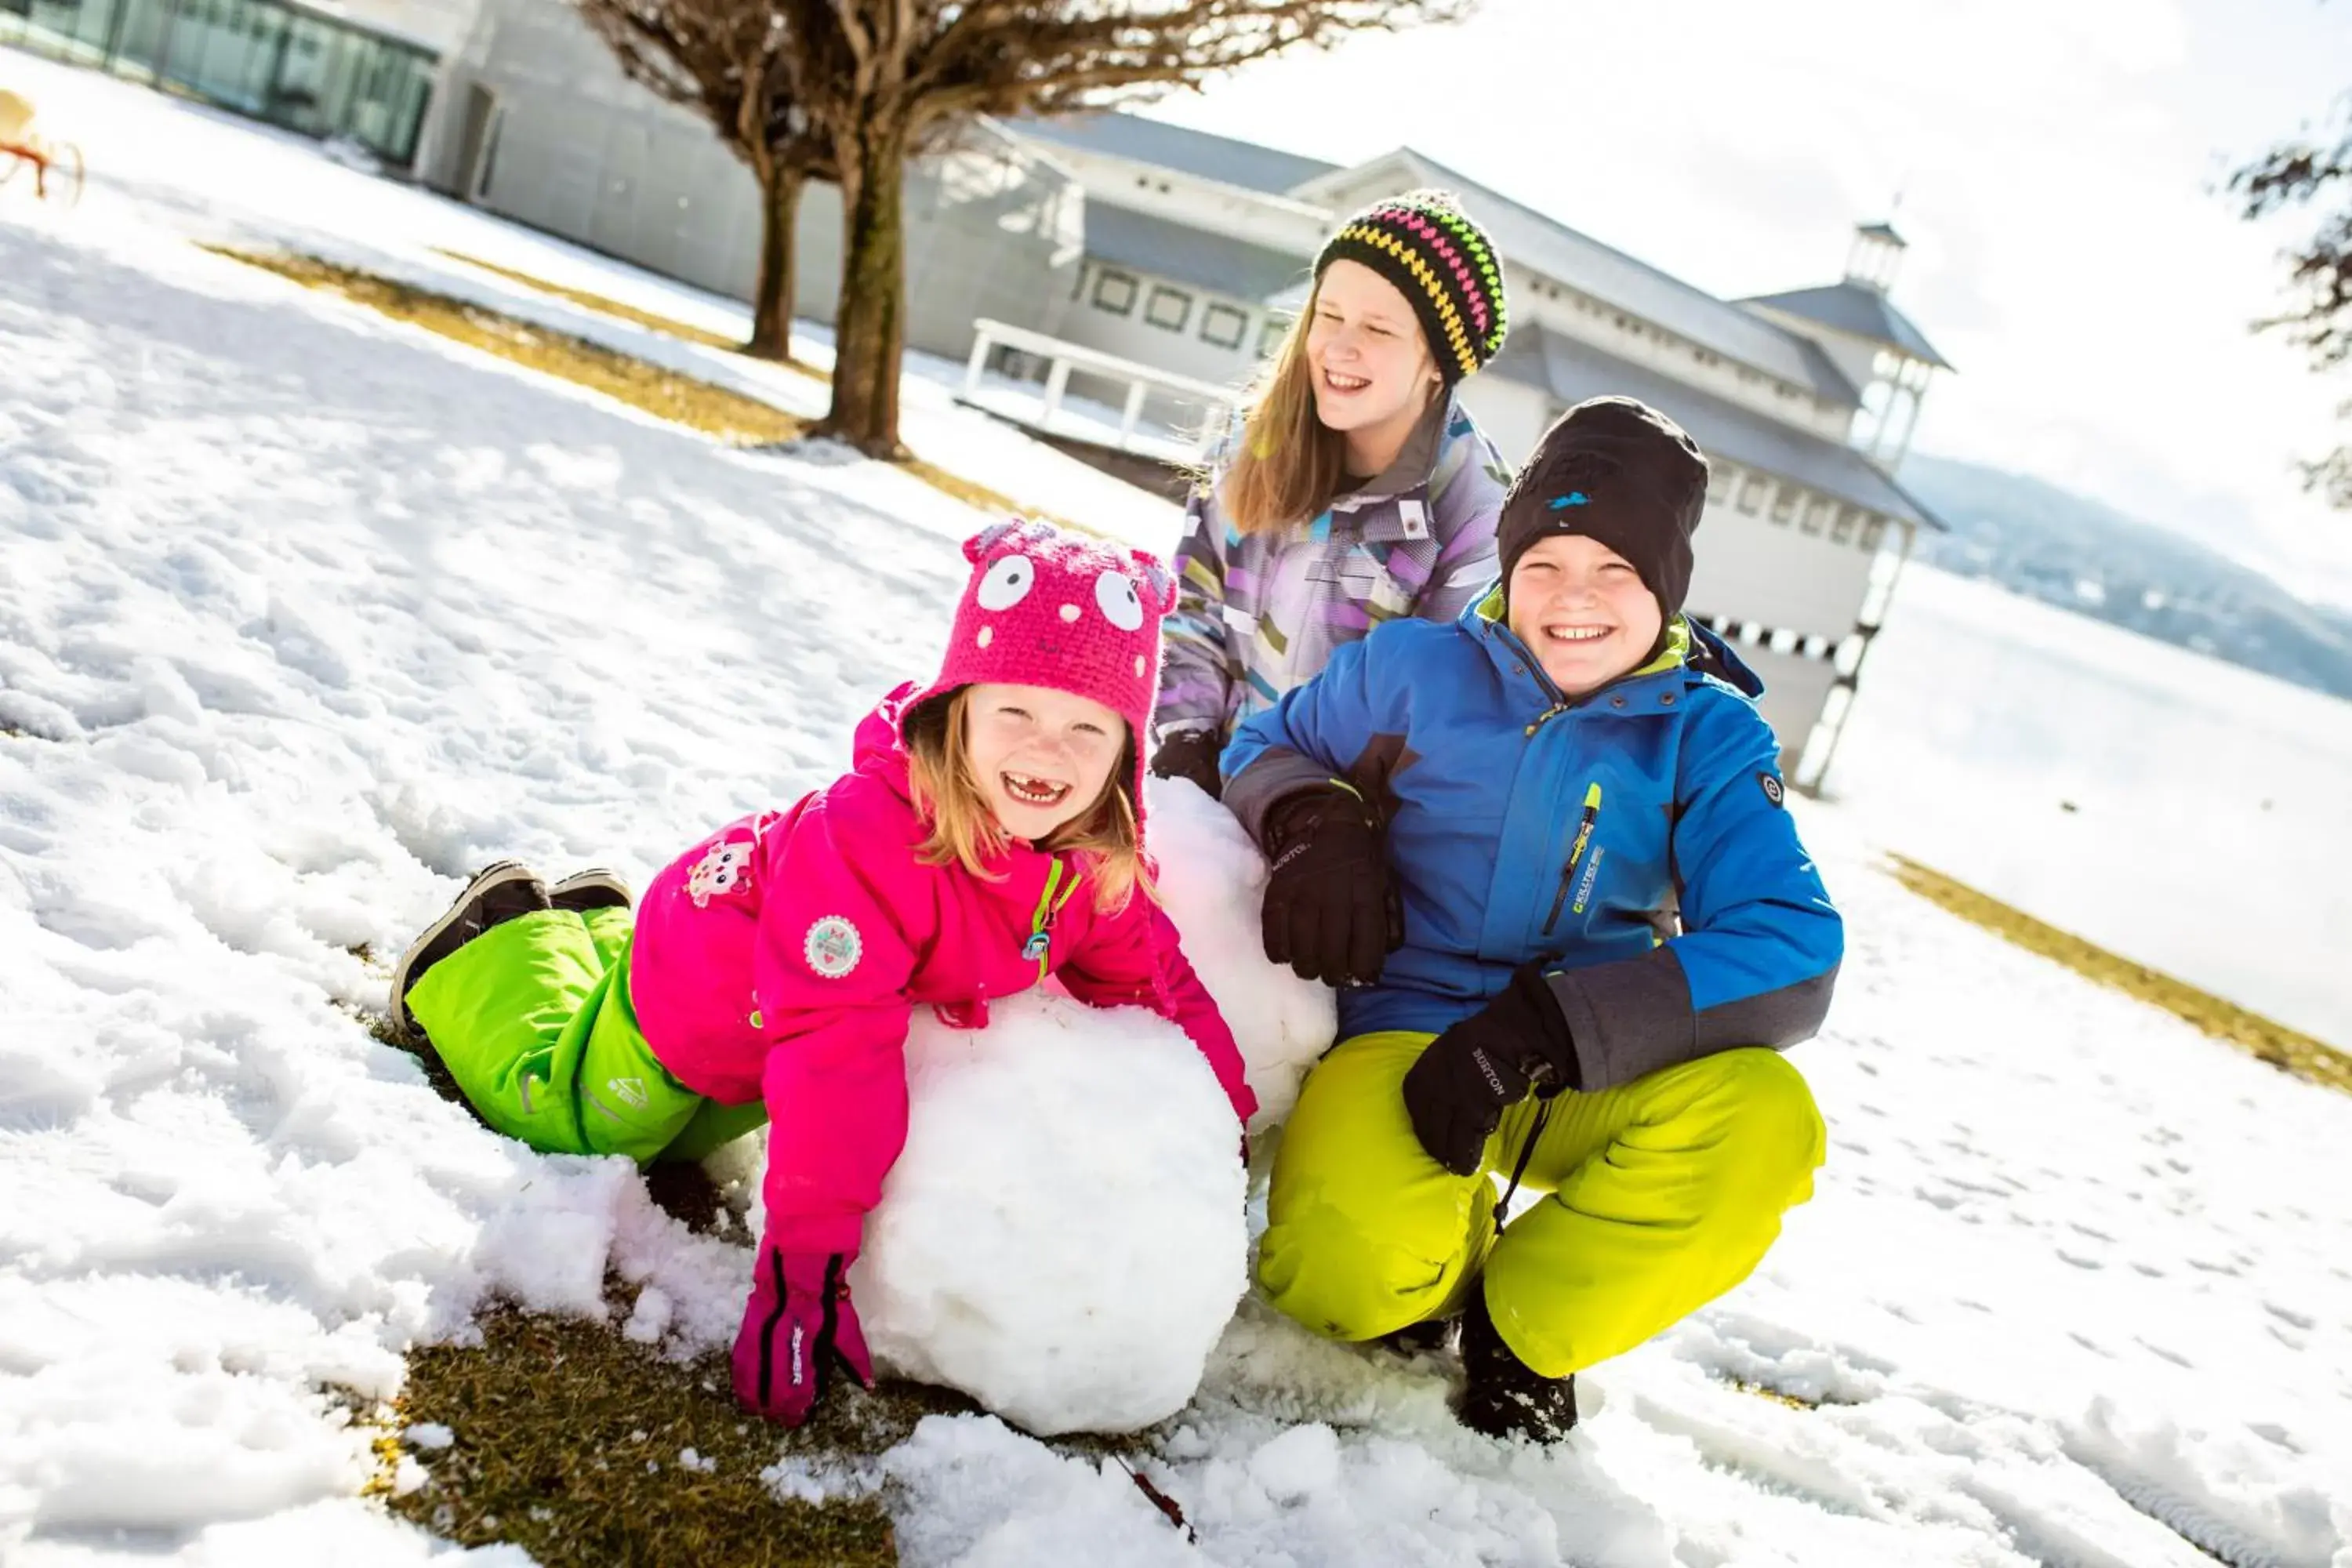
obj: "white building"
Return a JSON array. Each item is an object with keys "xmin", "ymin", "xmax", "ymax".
[{"xmin": 412, "ymin": 0, "xmax": 1948, "ymax": 780}]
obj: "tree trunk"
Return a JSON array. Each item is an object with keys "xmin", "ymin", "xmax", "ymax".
[
  {"xmin": 746, "ymin": 159, "xmax": 804, "ymax": 363},
  {"xmin": 816, "ymin": 124, "xmax": 910, "ymax": 459}
]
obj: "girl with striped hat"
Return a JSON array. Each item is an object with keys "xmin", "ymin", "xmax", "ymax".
[{"xmin": 1148, "ymin": 191, "xmax": 1515, "ymax": 804}]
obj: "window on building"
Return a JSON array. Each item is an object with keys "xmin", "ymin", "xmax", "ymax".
[
  {"xmin": 1830, "ymin": 506, "xmax": 1859, "ymax": 545},
  {"xmin": 1859, "ymin": 517, "xmax": 1886, "ymax": 552},
  {"xmin": 1708, "ymin": 463, "xmax": 1738, "ymax": 506},
  {"xmin": 1091, "ymin": 270, "xmax": 1138, "ymax": 315},
  {"xmin": 1258, "ymin": 313, "xmax": 1290, "ymax": 358},
  {"xmin": 1145, "ymin": 285, "xmax": 1192, "ymax": 332},
  {"xmin": 1738, "ymin": 474, "xmax": 1768, "ymax": 515},
  {"xmin": 1200, "ymin": 302, "xmax": 1247, "ymax": 350},
  {"xmin": 1770, "ymin": 485, "xmax": 1801, "ymax": 525},
  {"xmin": 1802, "ymin": 495, "xmax": 1834, "ymax": 534}
]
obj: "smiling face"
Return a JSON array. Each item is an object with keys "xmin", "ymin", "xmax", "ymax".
[
  {"xmin": 961, "ymin": 682, "xmax": 1127, "ymax": 841},
  {"xmin": 1305, "ymin": 260, "xmax": 1441, "ymax": 470},
  {"xmin": 1506, "ymin": 534, "xmax": 1664, "ymax": 698}
]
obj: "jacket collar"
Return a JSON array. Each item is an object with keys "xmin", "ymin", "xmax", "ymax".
[{"xmin": 1331, "ymin": 391, "xmax": 1475, "ymax": 507}]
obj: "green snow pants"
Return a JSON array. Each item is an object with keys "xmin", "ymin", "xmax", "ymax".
[
  {"xmin": 1259, "ymin": 1031, "xmax": 1827, "ymax": 1378},
  {"xmin": 406, "ymin": 908, "xmax": 768, "ymax": 1163}
]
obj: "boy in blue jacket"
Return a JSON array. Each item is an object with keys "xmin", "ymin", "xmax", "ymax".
[{"xmin": 1223, "ymin": 397, "xmax": 1840, "ymax": 1443}]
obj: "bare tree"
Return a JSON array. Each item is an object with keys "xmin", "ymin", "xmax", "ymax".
[
  {"xmin": 777, "ymin": 0, "xmax": 1482, "ymax": 458},
  {"xmin": 2233, "ymin": 98, "xmax": 2352, "ymax": 508},
  {"xmin": 576, "ymin": 0, "xmax": 834, "ymax": 361}
]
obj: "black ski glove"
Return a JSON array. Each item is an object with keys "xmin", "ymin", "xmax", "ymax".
[
  {"xmin": 1402, "ymin": 966, "xmax": 1579, "ymax": 1175},
  {"xmin": 1148, "ymin": 729, "xmax": 1225, "ymax": 801},
  {"xmin": 1259, "ymin": 785, "xmax": 1403, "ymax": 987}
]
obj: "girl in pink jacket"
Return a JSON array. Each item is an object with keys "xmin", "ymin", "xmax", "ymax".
[{"xmin": 387, "ymin": 520, "xmax": 1256, "ymax": 1427}]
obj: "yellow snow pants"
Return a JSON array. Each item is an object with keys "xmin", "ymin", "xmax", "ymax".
[{"xmin": 1260, "ymin": 1032, "xmax": 1826, "ymax": 1377}]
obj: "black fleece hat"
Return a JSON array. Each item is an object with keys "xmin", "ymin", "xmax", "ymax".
[{"xmin": 1497, "ymin": 397, "xmax": 1709, "ymax": 620}]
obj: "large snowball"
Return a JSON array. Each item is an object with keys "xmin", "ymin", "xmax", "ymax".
[
  {"xmin": 1145, "ymin": 777, "xmax": 1335, "ymax": 1130},
  {"xmin": 853, "ymin": 992, "xmax": 1248, "ymax": 1436}
]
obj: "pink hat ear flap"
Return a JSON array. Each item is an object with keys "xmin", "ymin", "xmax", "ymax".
[
  {"xmin": 964, "ymin": 517, "xmax": 1024, "ymax": 564},
  {"xmin": 1131, "ymin": 551, "xmax": 1177, "ymax": 616}
]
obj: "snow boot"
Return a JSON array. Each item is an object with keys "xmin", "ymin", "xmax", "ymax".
[
  {"xmin": 547, "ymin": 867, "xmax": 633, "ymax": 913},
  {"xmin": 390, "ymin": 861, "xmax": 550, "ymax": 1040},
  {"xmin": 1376, "ymin": 1313, "xmax": 1461, "ymax": 1357},
  {"xmin": 1457, "ymin": 1287, "xmax": 1578, "ymax": 1443}
]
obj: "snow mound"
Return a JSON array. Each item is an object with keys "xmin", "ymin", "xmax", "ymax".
[
  {"xmin": 1145, "ymin": 778, "xmax": 1335, "ymax": 1130},
  {"xmin": 853, "ymin": 993, "xmax": 1250, "ymax": 1436}
]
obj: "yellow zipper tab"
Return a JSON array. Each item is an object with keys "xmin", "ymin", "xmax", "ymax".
[
  {"xmin": 1565, "ymin": 782, "xmax": 1603, "ymax": 870},
  {"xmin": 1569, "ymin": 785, "xmax": 1607, "ymax": 917},
  {"xmin": 1543, "ymin": 783, "xmax": 1606, "ymax": 935}
]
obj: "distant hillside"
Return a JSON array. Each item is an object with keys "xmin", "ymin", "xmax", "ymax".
[{"xmin": 1897, "ymin": 453, "xmax": 2352, "ymax": 702}]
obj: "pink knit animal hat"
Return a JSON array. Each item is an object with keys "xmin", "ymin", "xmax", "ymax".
[{"xmin": 905, "ymin": 518, "xmax": 1178, "ymax": 821}]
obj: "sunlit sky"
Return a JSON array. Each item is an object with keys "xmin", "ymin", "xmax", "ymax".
[{"xmin": 1143, "ymin": 0, "xmax": 2352, "ymax": 608}]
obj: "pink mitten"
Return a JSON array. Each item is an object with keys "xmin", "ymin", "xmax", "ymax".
[{"xmin": 729, "ymin": 1241, "xmax": 873, "ymax": 1425}]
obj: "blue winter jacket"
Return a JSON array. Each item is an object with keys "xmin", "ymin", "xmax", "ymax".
[{"xmin": 1221, "ymin": 590, "xmax": 1842, "ymax": 1091}]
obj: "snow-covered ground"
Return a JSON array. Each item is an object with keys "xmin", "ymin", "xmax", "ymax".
[
  {"xmin": 1828, "ymin": 564, "xmax": 2352, "ymax": 1049},
  {"xmin": 5, "ymin": 50, "xmax": 2351, "ymax": 1567}
]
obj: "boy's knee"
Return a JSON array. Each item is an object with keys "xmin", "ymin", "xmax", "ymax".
[
  {"xmin": 1259, "ymin": 1206, "xmax": 1466, "ymax": 1341},
  {"xmin": 1715, "ymin": 1049, "xmax": 1826, "ymax": 1185},
  {"xmin": 1260, "ymin": 1029, "xmax": 1496, "ymax": 1340},
  {"xmin": 1740, "ymin": 1048, "xmax": 1825, "ymax": 1147}
]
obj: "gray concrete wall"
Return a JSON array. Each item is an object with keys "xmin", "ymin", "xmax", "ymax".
[{"xmin": 417, "ymin": 0, "xmax": 1080, "ymax": 361}]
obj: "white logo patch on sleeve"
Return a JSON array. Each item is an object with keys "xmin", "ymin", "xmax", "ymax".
[{"xmin": 804, "ymin": 915, "xmax": 863, "ymax": 979}]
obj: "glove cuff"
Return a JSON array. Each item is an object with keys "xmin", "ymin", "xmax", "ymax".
[
  {"xmin": 1267, "ymin": 779, "xmax": 1374, "ymax": 851},
  {"xmin": 1506, "ymin": 964, "xmax": 1581, "ymax": 1093}
]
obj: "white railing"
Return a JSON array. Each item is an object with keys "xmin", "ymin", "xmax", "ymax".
[{"xmin": 960, "ymin": 318, "xmax": 1234, "ymax": 455}]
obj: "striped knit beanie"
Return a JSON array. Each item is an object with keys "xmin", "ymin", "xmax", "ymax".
[{"xmin": 1314, "ymin": 191, "xmax": 1508, "ymax": 384}]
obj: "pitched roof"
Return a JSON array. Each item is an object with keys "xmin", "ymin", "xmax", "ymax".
[
  {"xmin": 1082, "ymin": 202, "xmax": 1312, "ymax": 303},
  {"xmin": 1487, "ymin": 327, "xmax": 1942, "ymax": 530},
  {"xmin": 1301, "ymin": 148, "xmax": 1858, "ymax": 405},
  {"xmin": 1009, "ymin": 114, "xmax": 1340, "ymax": 197},
  {"xmin": 1740, "ymin": 281, "xmax": 1952, "ymax": 368}
]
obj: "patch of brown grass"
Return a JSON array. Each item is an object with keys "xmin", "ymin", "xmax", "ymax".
[
  {"xmin": 1882, "ymin": 854, "xmax": 2350, "ymax": 1094},
  {"xmin": 205, "ymin": 247, "xmax": 807, "ymax": 445},
  {"xmin": 1723, "ymin": 1377, "xmax": 1820, "ymax": 1410},
  {"xmin": 385, "ymin": 1306, "xmax": 929, "ymax": 1567},
  {"xmin": 432, "ymin": 248, "xmax": 827, "ymax": 383},
  {"xmin": 210, "ymin": 246, "xmax": 1085, "ymax": 531}
]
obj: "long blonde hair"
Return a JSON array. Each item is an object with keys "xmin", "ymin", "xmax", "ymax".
[
  {"xmin": 1214, "ymin": 278, "xmax": 1439, "ymax": 535},
  {"xmin": 902, "ymin": 690, "xmax": 1153, "ymax": 913}
]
